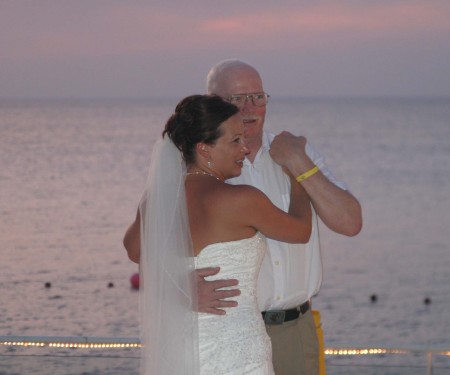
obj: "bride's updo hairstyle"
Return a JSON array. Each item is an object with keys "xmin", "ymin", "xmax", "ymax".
[{"xmin": 163, "ymin": 95, "xmax": 239, "ymax": 165}]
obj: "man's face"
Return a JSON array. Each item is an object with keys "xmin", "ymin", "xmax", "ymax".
[{"xmin": 214, "ymin": 66, "xmax": 266, "ymax": 154}]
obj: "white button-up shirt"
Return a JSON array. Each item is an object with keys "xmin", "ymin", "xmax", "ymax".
[{"xmin": 229, "ymin": 131, "xmax": 348, "ymax": 311}]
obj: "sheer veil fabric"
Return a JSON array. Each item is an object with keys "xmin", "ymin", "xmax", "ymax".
[{"xmin": 139, "ymin": 137, "xmax": 199, "ymax": 374}]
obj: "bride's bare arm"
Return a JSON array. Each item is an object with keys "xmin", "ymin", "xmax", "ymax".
[
  {"xmin": 123, "ymin": 209, "xmax": 141, "ymax": 263},
  {"xmin": 287, "ymin": 171, "xmax": 312, "ymax": 230},
  {"xmin": 240, "ymin": 185, "xmax": 312, "ymax": 243}
]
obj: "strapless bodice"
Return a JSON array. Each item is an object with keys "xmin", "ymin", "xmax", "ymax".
[{"xmin": 194, "ymin": 233, "xmax": 274, "ymax": 374}]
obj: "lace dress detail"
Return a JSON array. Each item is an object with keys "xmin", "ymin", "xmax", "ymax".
[{"xmin": 195, "ymin": 233, "xmax": 274, "ymax": 375}]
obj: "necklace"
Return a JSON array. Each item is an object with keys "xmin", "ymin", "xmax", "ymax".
[{"xmin": 186, "ymin": 171, "xmax": 222, "ymax": 182}]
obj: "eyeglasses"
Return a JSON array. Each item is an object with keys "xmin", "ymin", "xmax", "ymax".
[{"xmin": 226, "ymin": 92, "xmax": 270, "ymax": 108}]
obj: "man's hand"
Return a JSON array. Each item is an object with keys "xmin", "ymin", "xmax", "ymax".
[{"xmin": 196, "ymin": 267, "xmax": 241, "ymax": 315}]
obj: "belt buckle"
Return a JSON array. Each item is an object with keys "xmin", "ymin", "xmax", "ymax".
[{"xmin": 264, "ymin": 310, "xmax": 286, "ymax": 325}]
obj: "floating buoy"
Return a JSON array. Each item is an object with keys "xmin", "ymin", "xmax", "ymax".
[
  {"xmin": 45, "ymin": 282, "xmax": 52, "ymax": 289},
  {"xmin": 424, "ymin": 297, "xmax": 431, "ymax": 305},
  {"xmin": 130, "ymin": 273, "xmax": 140, "ymax": 290},
  {"xmin": 108, "ymin": 282, "xmax": 114, "ymax": 288},
  {"xmin": 370, "ymin": 294, "xmax": 378, "ymax": 303}
]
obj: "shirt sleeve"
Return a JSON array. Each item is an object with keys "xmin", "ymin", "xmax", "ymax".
[{"xmin": 305, "ymin": 142, "xmax": 349, "ymax": 190}]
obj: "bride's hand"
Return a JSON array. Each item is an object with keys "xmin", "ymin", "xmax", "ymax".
[{"xmin": 269, "ymin": 132, "xmax": 311, "ymax": 173}]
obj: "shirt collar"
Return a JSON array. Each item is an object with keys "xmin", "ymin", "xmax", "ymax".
[{"xmin": 243, "ymin": 131, "xmax": 274, "ymax": 167}]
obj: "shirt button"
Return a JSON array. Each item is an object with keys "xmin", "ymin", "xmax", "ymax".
[
  {"xmin": 276, "ymin": 296, "xmax": 281, "ymax": 300},
  {"xmin": 274, "ymin": 260, "xmax": 280, "ymax": 266}
]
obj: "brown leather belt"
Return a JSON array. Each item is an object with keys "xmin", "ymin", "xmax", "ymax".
[{"xmin": 262, "ymin": 301, "xmax": 310, "ymax": 325}]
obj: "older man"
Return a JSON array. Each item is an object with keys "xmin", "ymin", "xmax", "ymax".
[{"xmin": 197, "ymin": 59, "xmax": 362, "ymax": 375}]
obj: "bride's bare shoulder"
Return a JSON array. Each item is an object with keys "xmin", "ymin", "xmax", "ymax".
[{"xmin": 216, "ymin": 183, "xmax": 268, "ymax": 208}]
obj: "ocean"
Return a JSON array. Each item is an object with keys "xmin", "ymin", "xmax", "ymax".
[{"xmin": 1, "ymin": 97, "xmax": 449, "ymax": 374}]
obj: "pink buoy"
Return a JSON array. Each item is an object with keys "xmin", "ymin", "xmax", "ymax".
[{"xmin": 130, "ymin": 273, "xmax": 140, "ymax": 290}]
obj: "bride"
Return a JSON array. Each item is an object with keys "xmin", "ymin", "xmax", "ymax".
[{"xmin": 124, "ymin": 95, "xmax": 312, "ymax": 374}]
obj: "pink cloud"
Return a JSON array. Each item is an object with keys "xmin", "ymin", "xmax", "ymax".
[
  {"xmin": 200, "ymin": 2, "xmax": 450, "ymax": 45},
  {"xmin": 3, "ymin": 1, "xmax": 449, "ymax": 62}
]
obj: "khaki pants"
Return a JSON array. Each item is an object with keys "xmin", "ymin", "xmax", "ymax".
[{"xmin": 265, "ymin": 309, "xmax": 321, "ymax": 375}]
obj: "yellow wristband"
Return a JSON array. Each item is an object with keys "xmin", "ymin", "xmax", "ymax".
[{"xmin": 296, "ymin": 166, "xmax": 319, "ymax": 183}]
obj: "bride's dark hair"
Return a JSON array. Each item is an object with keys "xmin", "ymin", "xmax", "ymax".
[{"xmin": 163, "ymin": 95, "xmax": 238, "ymax": 165}]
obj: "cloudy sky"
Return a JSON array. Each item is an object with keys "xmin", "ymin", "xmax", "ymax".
[{"xmin": 1, "ymin": 0, "xmax": 449, "ymax": 99}]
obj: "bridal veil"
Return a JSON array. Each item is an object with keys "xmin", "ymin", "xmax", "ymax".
[{"xmin": 139, "ymin": 136, "xmax": 199, "ymax": 374}]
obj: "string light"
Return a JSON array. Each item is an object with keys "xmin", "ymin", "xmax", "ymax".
[
  {"xmin": 1, "ymin": 341, "xmax": 141, "ymax": 349},
  {"xmin": 1, "ymin": 337, "xmax": 449, "ymax": 357},
  {"xmin": 325, "ymin": 348, "xmax": 402, "ymax": 356},
  {"xmin": 0, "ymin": 337, "xmax": 141, "ymax": 349},
  {"xmin": 324, "ymin": 347, "xmax": 450, "ymax": 356}
]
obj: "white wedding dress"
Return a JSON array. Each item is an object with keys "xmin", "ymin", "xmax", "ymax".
[{"xmin": 195, "ymin": 233, "xmax": 275, "ymax": 375}]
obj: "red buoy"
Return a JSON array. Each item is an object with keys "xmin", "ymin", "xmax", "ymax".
[{"xmin": 130, "ymin": 273, "xmax": 140, "ymax": 290}]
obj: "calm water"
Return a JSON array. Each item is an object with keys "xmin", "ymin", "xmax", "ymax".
[{"xmin": 1, "ymin": 97, "xmax": 449, "ymax": 372}]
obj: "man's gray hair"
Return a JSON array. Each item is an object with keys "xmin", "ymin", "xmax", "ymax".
[{"xmin": 206, "ymin": 59, "xmax": 256, "ymax": 95}]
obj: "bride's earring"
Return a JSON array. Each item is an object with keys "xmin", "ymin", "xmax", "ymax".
[{"xmin": 207, "ymin": 160, "xmax": 212, "ymax": 168}]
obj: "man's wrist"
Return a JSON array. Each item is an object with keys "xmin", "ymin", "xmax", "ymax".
[{"xmin": 296, "ymin": 165, "xmax": 319, "ymax": 183}]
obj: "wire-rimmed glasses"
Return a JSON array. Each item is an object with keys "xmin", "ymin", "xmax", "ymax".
[{"xmin": 226, "ymin": 92, "xmax": 270, "ymax": 108}]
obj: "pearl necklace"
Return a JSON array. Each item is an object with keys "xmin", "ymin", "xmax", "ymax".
[{"xmin": 186, "ymin": 171, "xmax": 222, "ymax": 182}]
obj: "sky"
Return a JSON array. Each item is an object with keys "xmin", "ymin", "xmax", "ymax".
[{"xmin": 1, "ymin": 0, "xmax": 450, "ymax": 99}]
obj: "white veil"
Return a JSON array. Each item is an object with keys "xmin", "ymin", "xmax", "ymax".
[{"xmin": 139, "ymin": 136, "xmax": 199, "ymax": 374}]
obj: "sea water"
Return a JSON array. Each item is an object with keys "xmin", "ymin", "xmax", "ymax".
[{"xmin": 1, "ymin": 97, "xmax": 449, "ymax": 374}]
